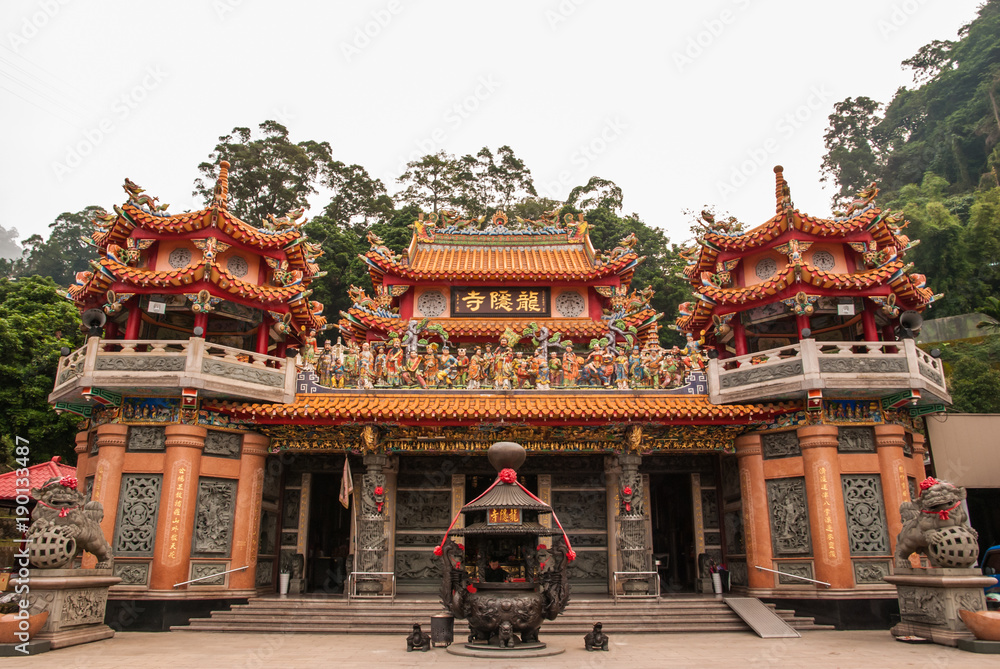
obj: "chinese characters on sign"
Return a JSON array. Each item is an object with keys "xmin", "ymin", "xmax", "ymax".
[
  {"xmin": 452, "ymin": 287, "xmax": 550, "ymax": 317},
  {"xmin": 488, "ymin": 508, "xmax": 522, "ymax": 525},
  {"xmin": 818, "ymin": 466, "xmax": 837, "ymax": 560},
  {"xmin": 167, "ymin": 466, "xmax": 187, "ymax": 560}
]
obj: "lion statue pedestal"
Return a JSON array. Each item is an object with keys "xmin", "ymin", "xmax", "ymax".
[
  {"xmin": 23, "ymin": 476, "xmax": 121, "ymax": 650},
  {"xmin": 883, "ymin": 477, "xmax": 998, "ymax": 647}
]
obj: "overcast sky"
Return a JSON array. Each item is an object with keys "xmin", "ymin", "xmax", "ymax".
[{"xmin": 0, "ymin": 0, "xmax": 984, "ymax": 251}]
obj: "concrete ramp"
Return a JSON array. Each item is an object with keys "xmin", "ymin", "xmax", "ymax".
[{"xmin": 724, "ymin": 597, "xmax": 801, "ymax": 638}]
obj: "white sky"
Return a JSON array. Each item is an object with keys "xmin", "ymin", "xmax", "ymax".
[{"xmin": 0, "ymin": 0, "xmax": 983, "ymax": 249}]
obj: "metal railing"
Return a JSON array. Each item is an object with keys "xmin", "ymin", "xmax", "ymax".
[
  {"xmin": 173, "ymin": 565, "xmax": 248, "ymax": 588},
  {"xmin": 755, "ymin": 565, "xmax": 830, "ymax": 587},
  {"xmin": 612, "ymin": 570, "xmax": 661, "ymax": 601},
  {"xmin": 347, "ymin": 571, "xmax": 396, "ymax": 602}
]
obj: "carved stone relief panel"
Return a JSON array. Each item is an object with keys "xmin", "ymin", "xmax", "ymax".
[
  {"xmin": 552, "ymin": 490, "xmax": 606, "ymax": 530},
  {"xmin": 762, "ymin": 431, "xmax": 801, "ymax": 459},
  {"xmin": 193, "ymin": 478, "xmax": 237, "ymax": 556},
  {"xmin": 201, "ymin": 359, "xmax": 283, "ymax": 387},
  {"xmin": 766, "ymin": 478, "xmax": 812, "ymax": 556},
  {"xmin": 395, "ymin": 490, "xmax": 451, "ymax": 530},
  {"xmin": 568, "ymin": 550, "xmax": 608, "ymax": 581},
  {"xmin": 113, "ymin": 562, "xmax": 149, "ymax": 586},
  {"xmin": 853, "ymin": 560, "xmax": 891, "ymax": 585},
  {"xmin": 721, "ymin": 457, "xmax": 740, "ymax": 501},
  {"xmin": 724, "ymin": 510, "xmax": 745, "ymax": 554},
  {"xmin": 255, "ymin": 559, "xmax": 274, "ymax": 586},
  {"xmin": 702, "ymin": 490, "xmax": 720, "ymax": 530},
  {"xmin": 704, "ymin": 531, "xmax": 721, "ymax": 546},
  {"xmin": 908, "ymin": 478, "xmax": 918, "ymax": 502},
  {"xmin": 114, "ymin": 474, "xmax": 162, "ymax": 556},
  {"xmin": 728, "ymin": 560, "xmax": 748, "ymax": 586},
  {"xmin": 282, "ymin": 489, "xmax": 300, "ymax": 529},
  {"xmin": 259, "ymin": 510, "xmax": 277, "ymax": 556},
  {"xmin": 720, "ymin": 360, "xmax": 803, "ymax": 389},
  {"xmin": 263, "ymin": 458, "xmax": 281, "ymax": 500},
  {"xmin": 61, "ymin": 589, "xmax": 108, "ymax": 626},
  {"xmin": 897, "ymin": 585, "xmax": 946, "ymax": 625},
  {"xmin": 841, "ymin": 475, "xmax": 889, "ymax": 555},
  {"xmin": 191, "ymin": 562, "xmax": 227, "ymax": 586},
  {"xmin": 565, "ymin": 534, "xmax": 607, "ymax": 547},
  {"xmin": 127, "ymin": 426, "xmax": 166, "ymax": 452},
  {"xmin": 837, "ymin": 427, "xmax": 876, "ymax": 453},
  {"xmin": 818, "ymin": 357, "xmax": 908, "ymax": 374},
  {"xmin": 395, "ymin": 549, "xmax": 442, "ymax": 580},
  {"xmin": 776, "ymin": 561, "xmax": 814, "ymax": 585},
  {"xmin": 204, "ymin": 430, "xmax": 242, "ymax": 458},
  {"xmin": 903, "ymin": 434, "xmax": 914, "ymax": 458},
  {"xmin": 89, "ymin": 430, "xmax": 98, "ymax": 455}
]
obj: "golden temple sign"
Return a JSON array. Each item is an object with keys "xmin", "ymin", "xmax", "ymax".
[
  {"xmin": 452, "ymin": 287, "xmax": 550, "ymax": 317},
  {"xmin": 488, "ymin": 507, "xmax": 522, "ymax": 525}
]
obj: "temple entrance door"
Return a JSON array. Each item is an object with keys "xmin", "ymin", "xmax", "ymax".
[
  {"xmin": 648, "ymin": 473, "xmax": 696, "ymax": 591},
  {"xmin": 305, "ymin": 473, "xmax": 351, "ymax": 593}
]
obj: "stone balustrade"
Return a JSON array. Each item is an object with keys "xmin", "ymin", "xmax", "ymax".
[
  {"xmin": 50, "ymin": 337, "xmax": 296, "ymax": 404},
  {"xmin": 707, "ymin": 339, "xmax": 950, "ymax": 406}
]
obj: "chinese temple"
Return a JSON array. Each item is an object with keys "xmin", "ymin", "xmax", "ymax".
[{"xmin": 48, "ymin": 163, "xmax": 950, "ymax": 628}]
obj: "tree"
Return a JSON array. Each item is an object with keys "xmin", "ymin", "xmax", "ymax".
[
  {"xmin": 320, "ymin": 161, "xmax": 392, "ymax": 228},
  {"xmin": 394, "ymin": 151, "xmax": 459, "ymax": 213},
  {"xmin": 948, "ymin": 356, "xmax": 1000, "ymax": 413},
  {"xmin": 17, "ymin": 208, "xmax": 102, "ymax": 286},
  {"xmin": 820, "ymin": 97, "xmax": 886, "ymax": 203},
  {"xmin": 193, "ymin": 121, "xmax": 330, "ymax": 223},
  {"xmin": 452, "ymin": 146, "xmax": 537, "ymax": 216},
  {"xmin": 566, "ymin": 176, "xmax": 624, "ymax": 212},
  {"xmin": 0, "ymin": 224, "xmax": 21, "ymax": 261},
  {"xmin": 0, "ymin": 276, "xmax": 84, "ymax": 468}
]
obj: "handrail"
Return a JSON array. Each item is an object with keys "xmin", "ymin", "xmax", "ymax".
[
  {"xmin": 612, "ymin": 570, "xmax": 661, "ymax": 601},
  {"xmin": 173, "ymin": 565, "xmax": 248, "ymax": 588},
  {"xmin": 755, "ymin": 565, "xmax": 830, "ymax": 587}
]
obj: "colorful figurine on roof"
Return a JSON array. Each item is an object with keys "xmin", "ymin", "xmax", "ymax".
[
  {"xmin": 66, "ymin": 161, "xmax": 327, "ymax": 358},
  {"xmin": 321, "ymin": 208, "xmax": 700, "ymax": 390},
  {"xmin": 674, "ymin": 165, "xmax": 943, "ymax": 359}
]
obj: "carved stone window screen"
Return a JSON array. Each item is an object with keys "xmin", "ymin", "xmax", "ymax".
[
  {"xmin": 192, "ymin": 478, "xmax": 238, "ymax": 557},
  {"xmin": 837, "ymin": 427, "xmax": 876, "ymax": 453},
  {"xmin": 841, "ymin": 474, "xmax": 890, "ymax": 555},
  {"xmin": 113, "ymin": 474, "xmax": 163, "ymax": 556},
  {"xmin": 204, "ymin": 430, "xmax": 242, "ymax": 458},
  {"xmin": 762, "ymin": 431, "xmax": 801, "ymax": 460},
  {"xmin": 127, "ymin": 426, "xmax": 166, "ymax": 452},
  {"xmin": 766, "ymin": 477, "xmax": 812, "ymax": 556}
]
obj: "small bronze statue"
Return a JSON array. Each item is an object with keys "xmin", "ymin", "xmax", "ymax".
[
  {"xmin": 406, "ymin": 622, "xmax": 431, "ymax": 652},
  {"xmin": 584, "ymin": 622, "xmax": 609, "ymax": 651},
  {"xmin": 497, "ymin": 621, "xmax": 516, "ymax": 648}
]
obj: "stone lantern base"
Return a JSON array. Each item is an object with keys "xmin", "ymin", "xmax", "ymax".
[
  {"xmin": 883, "ymin": 567, "xmax": 997, "ymax": 647},
  {"xmin": 27, "ymin": 569, "xmax": 122, "ymax": 649}
]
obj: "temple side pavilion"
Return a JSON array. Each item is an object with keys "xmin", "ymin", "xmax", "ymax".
[{"xmin": 50, "ymin": 164, "xmax": 947, "ymax": 626}]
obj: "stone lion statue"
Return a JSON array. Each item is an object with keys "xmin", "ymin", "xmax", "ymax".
[
  {"xmin": 894, "ymin": 477, "xmax": 978, "ymax": 568},
  {"xmin": 28, "ymin": 476, "xmax": 112, "ymax": 569}
]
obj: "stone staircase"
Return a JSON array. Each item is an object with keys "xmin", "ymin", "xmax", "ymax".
[{"xmin": 172, "ymin": 594, "xmax": 833, "ymax": 635}]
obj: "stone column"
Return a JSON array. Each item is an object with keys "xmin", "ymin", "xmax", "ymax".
[
  {"xmin": 797, "ymin": 424, "xmax": 853, "ymax": 589},
  {"xmin": 73, "ymin": 429, "xmax": 91, "ymax": 480},
  {"xmin": 911, "ymin": 433, "xmax": 928, "ymax": 480},
  {"xmin": 604, "ymin": 455, "xmax": 621, "ymax": 594},
  {"xmin": 861, "ymin": 301, "xmax": 879, "ymax": 342},
  {"xmin": 357, "ymin": 452, "xmax": 388, "ymax": 578},
  {"xmin": 875, "ymin": 424, "xmax": 909, "ymax": 556},
  {"xmin": 91, "ymin": 424, "xmax": 128, "ymax": 551},
  {"xmin": 734, "ymin": 433, "xmax": 772, "ymax": 590},
  {"xmin": 615, "ymin": 451, "xmax": 650, "ymax": 592},
  {"xmin": 149, "ymin": 424, "xmax": 207, "ymax": 591},
  {"xmin": 229, "ymin": 432, "xmax": 269, "ymax": 592}
]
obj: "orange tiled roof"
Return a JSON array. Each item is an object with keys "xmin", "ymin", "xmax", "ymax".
[
  {"xmin": 338, "ymin": 308, "xmax": 659, "ymax": 341},
  {"xmin": 211, "ymin": 391, "xmax": 793, "ymax": 424},
  {"xmin": 363, "ymin": 246, "xmax": 640, "ymax": 283}
]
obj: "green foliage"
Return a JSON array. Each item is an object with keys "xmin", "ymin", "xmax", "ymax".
[
  {"xmin": 0, "ymin": 276, "xmax": 84, "ymax": 467},
  {"xmin": 12, "ymin": 208, "xmax": 101, "ymax": 287},
  {"xmin": 934, "ymin": 335, "xmax": 1000, "ymax": 413}
]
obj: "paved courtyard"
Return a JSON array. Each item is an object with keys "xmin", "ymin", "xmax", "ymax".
[{"xmin": 3, "ymin": 630, "xmax": 992, "ymax": 668}]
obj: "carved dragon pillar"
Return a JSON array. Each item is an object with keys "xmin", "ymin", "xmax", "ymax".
[
  {"xmin": 356, "ymin": 425, "xmax": 389, "ymax": 592},
  {"xmin": 615, "ymin": 426, "xmax": 652, "ymax": 593}
]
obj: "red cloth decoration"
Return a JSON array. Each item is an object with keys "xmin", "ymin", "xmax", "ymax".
[
  {"xmin": 567, "ymin": 549, "xmax": 577, "ymax": 561},
  {"xmin": 537, "ymin": 544, "xmax": 546, "ymax": 551},
  {"xmin": 499, "ymin": 468, "xmax": 517, "ymax": 484},
  {"xmin": 373, "ymin": 486, "xmax": 384, "ymax": 495},
  {"xmin": 58, "ymin": 508, "xmax": 69, "ymax": 518},
  {"xmin": 623, "ymin": 486, "xmax": 632, "ymax": 496},
  {"xmin": 433, "ymin": 545, "xmax": 443, "ymax": 556},
  {"xmin": 455, "ymin": 543, "xmax": 464, "ymax": 551},
  {"xmin": 466, "ymin": 584, "xmax": 477, "ymax": 593},
  {"xmin": 60, "ymin": 476, "xmax": 78, "ymax": 489},
  {"xmin": 922, "ymin": 500, "xmax": 961, "ymax": 521},
  {"xmin": 919, "ymin": 477, "xmax": 939, "ymax": 491}
]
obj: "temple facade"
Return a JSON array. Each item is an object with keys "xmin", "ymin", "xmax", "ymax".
[{"xmin": 49, "ymin": 163, "xmax": 949, "ymax": 624}]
